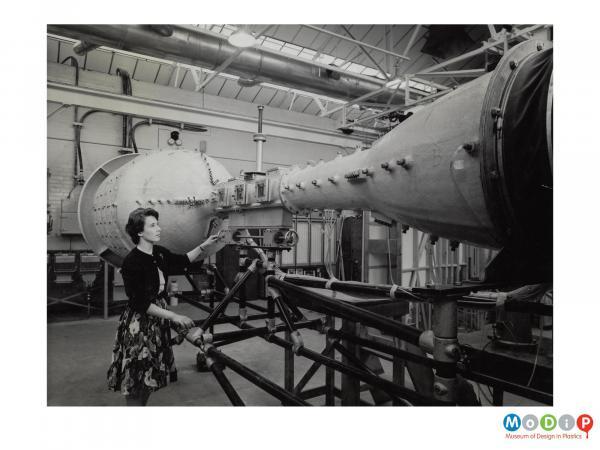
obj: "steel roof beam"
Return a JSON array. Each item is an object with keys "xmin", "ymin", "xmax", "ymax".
[{"xmin": 302, "ymin": 25, "xmax": 411, "ymax": 61}]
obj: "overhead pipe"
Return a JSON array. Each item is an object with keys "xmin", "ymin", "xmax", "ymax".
[
  {"xmin": 72, "ymin": 40, "xmax": 99, "ymax": 55},
  {"xmin": 46, "ymin": 25, "xmax": 403, "ymax": 104},
  {"xmin": 147, "ymin": 25, "xmax": 174, "ymax": 37}
]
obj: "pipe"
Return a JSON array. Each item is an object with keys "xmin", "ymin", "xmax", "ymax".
[
  {"xmin": 116, "ymin": 68, "xmax": 132, "ymax": 149},
  {"xmin": 129, "ymin": 118, "xmax": 207, "ymax": 153},
  {"xmin": 206, "ymin": 355, "xmax": 245, "ymax": 406},
  {"xmin": 60, "ymin": 56, "xmax": 82, "ymax": 188},
  {"xmin": 72, "ymin": 40, "xmax": 99, "ymax": 55},
  {"xmin": 211, "ymin": 319, "xmax": 321, "ymax": 343},
  {"xmin": 254, "ymin": 105, "xmax": 265, "ymax": 172},
  {"xmin": 179, "ymin": 294, "xmax": 283, "ymax": 326},
  {"xmin": 177, "ymin": 318, "xmax": 309, "ymax": 405},
  {"xmin": 196, "ymin": 262, "xmax": 259, "ymax": 334},
  {"xmin": 326, "ymin": 328, "xmax": 453, "ymax": 371},
  {"xmin": 273, "ymin": 296, "xmax": 296, "ymax": 333},
  {"xmin": 268, "ymin": 277, "xmax": 423, "ymax": 345},
  {"xmin": 458, "ymin": 367, "xmax": 552, "ymax": 405},
  {"xmin": 147, "ymin": 25, "xmax": 174, "ymax": 37},
  {"xmin": 456, "ymin": 298, "xmax": 553, "ymax": 316},
  {"xmin": 46, "ymin": 25, "xmax": 399, "ymax": 103},
  {"xmin": 205, "ymin": 347, "xmax": 310, "ymax": 406},
  {"xmin": 280, "ymin": 273, "xmax": 427, "ymax": 302},
  {"xmin": 262, "ymin": 331, "xmax": 446, "ymax": 405},
  {"xmin": 330, "ymin": 341, "xmax": 407, "ymax": 405},
  {"xmin": 293, "ymin": 340, "xmax": 336, "ymax": 394}
]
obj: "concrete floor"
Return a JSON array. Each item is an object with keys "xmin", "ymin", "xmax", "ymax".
[
  {"xmin": 47, "ymin": 302, "xmax": 544, "ymax": 406},
  {"xmin": 47, "ymin": 302, "xmax": 350, "ymax": 406}
]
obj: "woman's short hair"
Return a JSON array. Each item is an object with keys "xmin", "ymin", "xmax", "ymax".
[{"xmin": 125, "ymin": 208, "xmax": 159, "ymax": 244}]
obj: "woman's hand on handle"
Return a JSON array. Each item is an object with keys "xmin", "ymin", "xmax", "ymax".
[
  {"xmin": 171, "ymin": 313, "xmax": 195, "ymax": 330},
  {"xmin": 200, "ymin": 234, "xmax": 221, "ymax": 254}
]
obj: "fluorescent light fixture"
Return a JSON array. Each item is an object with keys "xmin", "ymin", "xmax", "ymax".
[{"xmin": 228, "ymin": 29, "xmax": 256, "ymax": 48}]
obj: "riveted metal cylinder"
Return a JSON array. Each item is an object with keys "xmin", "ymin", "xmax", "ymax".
[
  {"xmin": 78, "ymin": 149, "xmax": 231, "ymax": 266},
  {"xmin": 279, "ymin": 40, "xmax": 552, "ymax": 250}
]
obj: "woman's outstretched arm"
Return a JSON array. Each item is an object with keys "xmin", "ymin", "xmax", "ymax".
[{"xmin": 187, "ymin": 234, "xmax": 222, "ymax": 262}]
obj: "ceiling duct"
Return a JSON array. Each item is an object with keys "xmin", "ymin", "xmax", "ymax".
[
  {"xmin": 237, "ymin": 77, "xmax": 261, "ymax": 88},
  {"xmin": 47, "ymin": 25, "xmax": 401, "ymax": 105},
  {"xmin": 146, "ymin": 25, "xmax": 174, "ymax": 37}
]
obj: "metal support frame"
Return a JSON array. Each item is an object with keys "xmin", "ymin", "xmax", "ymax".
[
  {"xmin": 302, "ymin": 25, "xmax": 410, "ymax": 61},
  {"xmin": 48, "ymin": 286, "xmax": 102, "ymax": 317},
  {"xmin": 269, "ymin": 277, "xmax": 423, "ymax": 343},
  {"xmin": 196, "ymin": 260, "xmax": 259, "ymax": 334},
  {"xmin": 340, "ymin": 24, "xmax": 548, "ymax": 130},
  {"xmin": 340, "ymin": 319, "xmax": 360, "ymax": 405},
  {"xmin": 403, "ymin": 25, "xmax": 422, "ymax": 58},
  {"xmin": 206, "ymin": 355, "xmax": 245, "ymax": 406},
  {"xmin": 167, "ymin": 243, "xmax": 551, "ymax": 407},
  {"xmin": 264, "ymin": 331, "xmax": 443, "ymax": 405},
  {"xmin": 415, "ymin": 69, "xmax": 487, "ymax": 78},
  {"xmin": 321, "ymin": 86, "xmax": 388, "ymax": 117},
  {"xmin": 324, "ymin": 315, "xmax": 335, "ymax": 405},
  {"xmin": 190, "ymin": 68, "xmax": 205, "ymax": 92},
  {"xmin": 416, "ymin": 25, "xmax": 546, "ymax": 75},
  {"xmin": 342, "ymin": 87, "xmax": 451, "ymax": 130},
  {"xmin": 205, "ymin": 347, "xmax": 309, "ymax": 406},
  {"xmin": 284, "ymin": 329, "xmax": 294, "ymax": 391},
  {"xmin": 293, "ymin": 339, "xmax": 336, "ymax": 395},
  {"xmin": 196, "ymin": 49, "xmax": 246, "ymax": 91},
  {"xmin": 47, "ymin": 80, "xmax": 362, "ymax": 148},
  {"xmin": 212, "ymin": 319, "xmax": 321, "ymax": 347},
  {"xmin": 340, "ymin": 25, "xmax": 391, "ymax": 81}
]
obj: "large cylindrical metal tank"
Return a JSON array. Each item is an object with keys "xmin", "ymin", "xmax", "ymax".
[
  {"xmin": 78, "ymin": 40, "xmax": 552, "ymax": 280},
  {"xmin": 78, "ymin": 149, "xmax": 231, "ymax": 266},
  {"xmin": 280, "ymin": 40, "xmax": 553, "ymax": 252}
]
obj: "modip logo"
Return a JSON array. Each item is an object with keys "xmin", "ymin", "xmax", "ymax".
[
  {"xmin": 503, "ymin": 413, "xmax": 593, "ymax": 440},
  {"xmin": 504, "ymin": 414, "xmax": 521, "ymax": 432},
  {"xmin": 577, "ymin": 414, "xmax": 593, "ymax": 439}
]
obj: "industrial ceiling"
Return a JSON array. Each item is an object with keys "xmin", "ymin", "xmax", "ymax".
[{"xmin": 47, "ymin": 24, "xmax": 546, "ymax": 137}]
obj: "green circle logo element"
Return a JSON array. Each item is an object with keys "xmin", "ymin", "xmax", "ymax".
[{"xmin": 541, "ymin": 414, "xmax": 557, "ymax": 431}]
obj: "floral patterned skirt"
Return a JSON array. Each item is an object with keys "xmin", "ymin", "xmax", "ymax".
[{"xmin": 107, "ymin": 298, "xmax": 175, "ymax": 397}]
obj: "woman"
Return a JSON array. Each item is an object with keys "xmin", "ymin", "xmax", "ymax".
[{"xmin": 107, "ymin": 207, "xmax": 221, "ymax": 406}]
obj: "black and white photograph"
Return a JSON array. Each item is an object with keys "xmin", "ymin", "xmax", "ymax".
[
  {"xmin": 45, "ymin": 23, "xmax": 554, "ymax": 408},
  {"xmin": 2, "ymin": 5, "xmax": 597, "ymax": 449}
]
